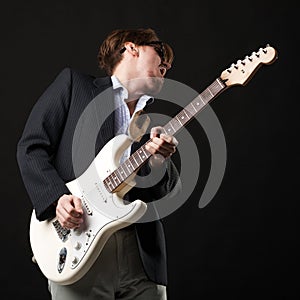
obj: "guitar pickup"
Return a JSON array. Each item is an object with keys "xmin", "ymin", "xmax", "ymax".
[{"xmin": 81, "ymin": 195, "xmax": 93, "ymax": 215}]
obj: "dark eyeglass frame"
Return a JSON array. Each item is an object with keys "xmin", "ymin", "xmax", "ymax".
[{"xmin": 120, "ymin": 40, "xmax": 166, "ymax": 62}]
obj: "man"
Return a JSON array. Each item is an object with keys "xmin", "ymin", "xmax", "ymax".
[{"xmin": 17, "ymin": 28, "xmax": 180, "ymax": 299}]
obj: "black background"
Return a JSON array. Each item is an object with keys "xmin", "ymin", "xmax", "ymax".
[{"xmin": 2, "ymin": 1, "xmax": 299, "ymax": 299}]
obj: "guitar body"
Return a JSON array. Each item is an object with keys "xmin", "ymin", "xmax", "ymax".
[{"xmin": 29, "ymin": 134, "xmax": 147, "ymax": 285}]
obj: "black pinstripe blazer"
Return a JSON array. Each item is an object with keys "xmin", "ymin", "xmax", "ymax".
[{"xmin": 16, "ymin": 67, "xmax": 180, "ymax": 286}]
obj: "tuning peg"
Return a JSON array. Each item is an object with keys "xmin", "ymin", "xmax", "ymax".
[
  {"xmin": 237, "ymin": 59, "xmax": 244, "ymax": 65},
  {"xmin": 245, "ymin": 55, "xmax": 253, "ymax": 62},
  {"xmin": 250, "ymin": 51, "xmax": 259, "ymax": 58}
]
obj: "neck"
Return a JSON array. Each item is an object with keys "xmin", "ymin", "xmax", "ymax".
[{"xmin": 113, "ymin": 71, "xmax": 144, "ymax": 107}]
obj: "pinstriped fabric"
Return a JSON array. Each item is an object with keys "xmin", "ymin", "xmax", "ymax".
[{"xmin": 16, "ymin": 68, "xmax": 112, "ymax": 220}]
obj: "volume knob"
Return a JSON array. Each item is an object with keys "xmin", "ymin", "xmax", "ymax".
[
  {"xmin": 74, "ymin": 242, "xmax": 82, "ymax": 250},
  {"xmin": 72, "ymin": 256, "xmax": 79, "ymax": 264}
]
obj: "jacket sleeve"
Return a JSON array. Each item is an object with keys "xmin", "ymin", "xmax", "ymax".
[
  {"xmin": 135, "ymin": 157, "xmax": 181, "ymax": 200},
  {"xmin": 16, "ymin": 68, "xmax": 72, "ymax": 221}
]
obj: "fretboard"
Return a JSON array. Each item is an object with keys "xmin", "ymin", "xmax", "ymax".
[{"xmin": 103, "ymin": 78, "xmax": 226, "ymax": 192}]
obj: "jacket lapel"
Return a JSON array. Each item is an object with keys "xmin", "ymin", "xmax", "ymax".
[{"xmin": 92, "ymin": 77, "xmax": 115, "ymax": 154}]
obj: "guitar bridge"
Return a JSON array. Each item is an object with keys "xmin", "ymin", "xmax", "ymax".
[{"xmin": 52, "ymin": 220, "xmax": 70, "ymax": 242}]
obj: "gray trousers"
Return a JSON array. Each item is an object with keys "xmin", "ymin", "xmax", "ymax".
[{"xmin": 48, "ymin": 226, "xmax": 167, "ymax": 299}]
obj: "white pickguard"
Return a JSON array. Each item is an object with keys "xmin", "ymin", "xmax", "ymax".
[{"xmin": 29, "ymin": 134, "xmax": 147, "ymax": 285}]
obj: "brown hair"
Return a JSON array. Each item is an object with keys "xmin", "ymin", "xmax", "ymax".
[{"xmin": 97, "ymin": 28, "xmax": 174, "ymax": 76}]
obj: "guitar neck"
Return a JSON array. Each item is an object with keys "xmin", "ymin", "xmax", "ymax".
[
  {"xmin": 103, "ymin": 77, "xmax": 227, "ymax": 193},
  {"xmin": 162, "ymin": 78, "xmax": 226, "ymax": 136}
]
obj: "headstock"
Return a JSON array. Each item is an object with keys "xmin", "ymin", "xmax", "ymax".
[{"xmin": 220, "ymin": 45, "xmax": 278, "ymax": 86}]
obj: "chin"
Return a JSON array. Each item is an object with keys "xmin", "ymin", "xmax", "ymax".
[{"xmin": 146, "ymin": 77, "xmax": 164, "ymax": 96}]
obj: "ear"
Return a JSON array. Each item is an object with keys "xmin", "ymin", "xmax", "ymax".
[{"xmin": 124, "ymin": 42, "xmax": 139, "ymax": 56}]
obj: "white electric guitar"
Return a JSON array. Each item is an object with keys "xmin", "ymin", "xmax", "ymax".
[{"xmin": 29, "ymin": 45, "xmax": 277, "ymax": 285}]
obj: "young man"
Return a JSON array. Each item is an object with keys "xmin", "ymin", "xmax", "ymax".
[{"xmin": 17, "ymin": 28, "xmax": 180, "ymax": 299}]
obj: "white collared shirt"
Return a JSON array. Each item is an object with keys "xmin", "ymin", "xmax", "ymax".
[{"xmin": 111, "ymin": 75, "xmax": 153, "ymax": 162}]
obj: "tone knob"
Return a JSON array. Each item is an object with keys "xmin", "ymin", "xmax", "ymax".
[
  {"xmin": 72, "ymin": 256, "xmax": 78, "ymax": 264},
  {"xmin": 74, "ymin": 242, "xmax": 82, "ymax": 250},
  {"xmin": 73, "ymin": 228, "xmax": 82, "ymax": 236}
]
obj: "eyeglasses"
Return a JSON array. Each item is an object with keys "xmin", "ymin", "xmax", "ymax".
[
  {"xmin": 120, "ymin": 40, "xmax": 166, "ymax": 63},
  {"xmin": 142, "ymin": 41, "xmax": 170, "ymax": 75},
  {"xmin": 142, "ymin": 41, "xmax": 166, "ymax": 62},
  {"xmin": 120, "ymin": 41, "xmax": 170, "ymax": 76}
]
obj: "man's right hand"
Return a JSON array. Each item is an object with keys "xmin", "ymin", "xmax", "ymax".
[{"xmin": 56, "ymin": 194, "xmax": 83, "ymax": 229}]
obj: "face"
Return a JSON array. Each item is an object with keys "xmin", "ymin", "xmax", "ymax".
[{"xmin": 134, "ymin": 45, "xmax": 170, "ymax": 96}]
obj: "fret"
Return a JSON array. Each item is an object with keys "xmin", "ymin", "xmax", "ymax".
[
  {"xmin": 175, "ymin": 114, "xmax": 183, "ymax": 126},
  {"xmin": 198, "ymin": 94, "xmax": 207, "ymax": 105},
  {"xmin": 207, "ymin": 86, "xmax": 214, "ymax": 98},
  {"xmin": 123, "ymin": 159, "xmax": 134, "ymax": 174},
  {"xmin": 133, "ymin": 152, "xmax": 142, "ymax": 165},
  {"xmin": 107, "ymin": 176, "xmax": 117, "ymax": 190},
  {"xmin": 163, "ymin": 123, "xmax": 176, "ymax": 135},
  {"xmin": 133, "ymin": 153, "xmax": 141, "ymax": 165},
  {"xmin": 201, "ymin": 89, "xmax": 212, "ymax": 104},
  {"xmin": 161, "ymin": 127, "xmax": 168, "ymax": 135},
  {"xmin": 190, "ymin": 102, "xmax": 198, "ymax": 113},
  {"xmin": 115, "ymin": 172, "xmax": 122, "ymax": 184},
  {"xmin": 185, "ymin": 102, "xmax": 198, "ymax": 116},
  {"xmin": 182, "ymin": 108, "xmax": 193, "ymax": 120},
  {"xmin": 176, "ymin": 109, "xmax": 189, "ymax": 125},
  {"xmin": 129, "ymin": 156, "xmax": 138, "ymax": 169},
  {"xmin": 216, "ymin": 78, "xmax": 226, "ymax": 89},
  {"xmin": 104, "ymin": 178, "xmax": 114, "ymax": 192},
  {"xmin": 120, "ymin": 161, "xmax": 128, "ymax": 175},
  {"xmin": 208, "ymin": 79, "xmax": 225, "ymax": 97},
  {"xmin": 178, "ymin": 110, "xmax": 186, "ymax": 122},
  {"xmin": 111, "ymin": 172, "xmax": 120, "ymax": 186},
  {"xmin": 191, "ymin": 98, "xmax": 204, "ymax": 113},
  {"xmin": 169, "ymin": 118, "xmax": 181, "ymax": 132},
  {"xmin": 115, "ymin": 167, "xmax": 125, "ymax": 181},
  {"xmin": 118, "ymin": 164, "xmax": 128, "ymax": 179},
  {"xmin": 137, "ymin": 147, "xmax": 149, "ymax": 161},
  {"xmin": 168, "ymin": 119, "xmax": 176, "ymax": 132},
  {"xmin": 136, "ymin": 149, "xmax": 143, "ymax": 161}
]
